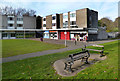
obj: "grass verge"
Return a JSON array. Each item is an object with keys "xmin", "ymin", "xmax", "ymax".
[
  {"xmin": 2, "ymin": 39, "xmax": 65, "ymax": 58},
  {"xmin": 2, "ymin": 40, "xmax": 118, "ymax": 79}
]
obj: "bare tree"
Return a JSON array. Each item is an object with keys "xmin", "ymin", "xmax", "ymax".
[{"xmin": 0, "ymin": 6, "xmax": 36, "ymax": 16}]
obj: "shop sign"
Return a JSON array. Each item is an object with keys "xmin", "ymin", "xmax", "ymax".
[{"xmin": 49, "ymin": 31, "xmax": 57, "ymax": 32}]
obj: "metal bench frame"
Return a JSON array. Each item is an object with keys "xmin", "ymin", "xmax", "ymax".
[{"xmin": 64, "ymin": 50, "xmax": 90, "ymax": 72}]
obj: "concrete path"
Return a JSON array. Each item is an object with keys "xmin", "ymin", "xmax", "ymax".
[
  {"xmin": 53, "ymin": 54, "xmax": 107, "ymax": 77},
  {"xmin": 1, "ymin": 39, "xmax": 117, "ymax": 63}
]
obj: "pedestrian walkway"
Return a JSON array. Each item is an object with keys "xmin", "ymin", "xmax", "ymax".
[{"xmin": 1, "ymin": 39, "xmax": 117, "ymax": 63}]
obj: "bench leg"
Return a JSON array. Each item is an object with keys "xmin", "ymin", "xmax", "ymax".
[
  {"xmin": 64, "ymin": 63, "xmax": 67, "ymax": 70},
  {"xmin": 100, "ymin": 51, "xmax": 104, "ymax": 57},
  {"xmin": 69, "ymin": 64, "xmax": 72, "ymax": 72},
  {"xmin": 85, "ymin": 58, "xmax": 89, "ymax": 64}
]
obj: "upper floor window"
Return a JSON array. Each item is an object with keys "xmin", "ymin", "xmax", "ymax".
[
  {"xmin": 8, "ymin": 24, "xmax": 13, "ymax": 27},
  {"xmin": 17, "ymin": 17, "xmax": 23, "ymax": 21},
  {"xmin": 52, "ymin": 16, "xmax": 56, "ymax": 20},
  {"xmin": 43, "ymin": 18, "xmax": 46, "ymax": 21},
  {"xmin": 43, "ymin": 24, "xmax": 46, "ymax": 27},
  {"xmin": 63, "ymin": 21, "xmax": 68, "ymax": 27},
  {"xmin": 70, "ymin": 13, "xmax": 76, "ymax": 17},
  {"xmin": 17, "ymin": 24, "xmax": 23, "ymax": 27},
  {"xmin": 8, "ymin": 17, "xmax": 14, "ymax": 21},
  {"xmin": 63, "ymin": 15, "xmax": 68, "ymax": 19},
  {"xmin": 70, "ymin": 21, "xmax": 76, "ymax": 25},
  {"xmin": 52, "ymin": 23, "xmax": 56, "ymax": 26}
]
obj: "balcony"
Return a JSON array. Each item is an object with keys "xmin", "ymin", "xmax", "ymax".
[
  {"xmin": 17, "ymin": 27, "xmax": 23, "ymax": 29},
  {"xmin": 7, "ymin": 27, "xmax": 15, "ymax": 29},
  {"xmin": 70, "ymin": 17, "xmax": 76, "ymax": 21},
  {"xmin": 8, "ymin": 21, "xmax": 14, "ymax": 24},
  {"xmin": 43, "ymin": 21, "xmax": 46, "ymax": 24},
  {"xmin": 17, "ymin": 21, "xmax": 23, "ymax": 24}
]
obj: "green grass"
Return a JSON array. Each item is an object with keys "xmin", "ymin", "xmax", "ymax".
[
  {"xmin": 2, "ymin": 39, "xmax": 65, "ymax": 58},
  {"xmin": 2, "ymin": 40, "xmax": 119, "ymax": 79}
]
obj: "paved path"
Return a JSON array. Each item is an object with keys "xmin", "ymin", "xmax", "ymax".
[{"xmin": 1, "ymin": 39, "xmax": 117, "ymax": 63}]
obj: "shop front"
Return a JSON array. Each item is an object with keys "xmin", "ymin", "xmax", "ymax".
[
  {"xmin": 49, "ymin": 31, "xmax": 58, "ymax": 39},
  {"xmin": 59, "ymin": 31, "xmax": 70, "ymax": 40},
  {"xmin": 43, "ymin": 31, "xmax": 49, "ymax": 38},
  {"xmin": 70, "ymin": 31, "xmax": 88, "ymax": 41},
  {"xmin": 2, "ymin": 32, "xmax": 16, "ymax": 39}
]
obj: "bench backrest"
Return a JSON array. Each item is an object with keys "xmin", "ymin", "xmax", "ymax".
[
  {"xmin": 69, "ymin": 50, "xmax": 90, "ymax": 59},
  {"xmin": 84, "ymin": 45, "xmax": 104, "ymax": 50},
  {"xmin": 92, "ymin": 45, "xmax": 104, "ymax": 48}
]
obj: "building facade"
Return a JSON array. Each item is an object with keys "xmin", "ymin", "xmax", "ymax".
[
  {"xmin": 0, "ymin": 15, "xmax": 36, "ymax": 39},
  {"xmin": 42, "ymin": 8, "xmax": 99, "ymax": 41}
]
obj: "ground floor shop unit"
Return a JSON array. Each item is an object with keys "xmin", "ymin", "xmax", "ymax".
[
  {"xmin": 70, "ymin": 31, "xmax": 88, "ymax": 41},
  {"xmin": 0, "ymin": 29, "xmax": 43, "ymax": 39},
  {"xmin": 58, "ymin": 31, "xmax": 70, "ymax": 40},
  {"xmin": 1, "ymin": 31, "xmax": 36, "ymax": 39},
  {"xmin": 49, "ymin": 31, "xmax": 58, "ymax": 39},
  {"xmin": 43, "ymin": 31, "xmax": 58, "ymax": 39}
]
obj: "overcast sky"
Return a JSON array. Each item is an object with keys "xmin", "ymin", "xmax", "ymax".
[{"xmin": 0, "ymin": 0, "xmax": 119, "ymax": 21}]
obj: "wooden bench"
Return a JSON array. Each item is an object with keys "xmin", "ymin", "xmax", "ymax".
[
  {"xmin": 63, "ymin": 50, "xmax": 90, "ymax": 72},
  {"xmin": 82, "ymin": 45, "xmax": 104, "ymax": 57}
]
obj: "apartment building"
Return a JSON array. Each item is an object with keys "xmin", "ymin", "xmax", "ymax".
[
  {"xmin": 0, "ymin": 15, "xmax": 36, "ymax": 39},
  {"xmin": 0, "ymin": 8, "xmax": 105, "ymax": 41},
  {"xmin": 42, "ymin": 8, "xmax": 98, "ymax": 41}
]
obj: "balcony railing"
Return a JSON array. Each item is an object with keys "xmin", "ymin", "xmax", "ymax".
[
  {"xmin": 17, "ymin": 21, "xmax": 23, "ymax": 24},
  {"xmin": 17, "ymin": 27, "xmax": 23, "ymax": 29},
  {"xmin": 7, "ymin": 27, "xmax": 15, "ymax": 29},
  {"xmin": 8, "ymin": 21, "xmax": 14, "ymax": 23}
]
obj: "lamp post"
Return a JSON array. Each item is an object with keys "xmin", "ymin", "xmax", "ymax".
[
  {"xmin": 65, "ymin": 30, "xmax": 67, "ymax": 47},
  {"xmin": 64, "ymin": 23, "xmax": 67, "ymax": 47}
]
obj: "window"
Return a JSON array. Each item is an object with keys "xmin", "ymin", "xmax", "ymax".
[
  {"xmin": 11, "ymin": 33, "xmax": 15, "ymax": 37},
  {"xmin": 63, "ymin": 21, "xmax": 68, "ymax": 27},
  {"xmin": 2, "ymin": 33, "xmax": 7, "ymax": 37},
  {"xmin": 43, "ymin": 18, "xmax": 46, "ymax": 21},
  {"xmin": 70, "ymin": 13, "xmax": 76, "ymax": 17},
  {"xmin": 89, "ymin": 16, "xmax": 92, "ymax": 26},
  {"xmin": 46, "ymin": 34, "xmax": 49, "ymax": 37},
  {"xmin": 8, "ymin": 17, "xmax": 13, "ymax": 21},
  {"xmin": 43, "ymin": 24, "xmax": 46, "ymax": 27},
  {"xmin": 8, "ymin": 24, "xmax": 13, "ymax": 27},
  {"xmin": 52, "ymin": 23, "xmax": 56, "ymax": 26},
  {"xmin": 17, "ymin": 17, "xmax": 23, "ymax": 21},
  {"xmin": 70, "ymin": 21, "xmax": 76, "ymax": 25},
  {"xmin": 52, "ymin": 16, "xmax": 56, "ymax": 20},
  {"xmin": 63, "ymin": 15, "xmax": 68, "ymax": 19},
  {"xmin": 17, "ymin": 24, "xmax": 23, "ymax": 27}
]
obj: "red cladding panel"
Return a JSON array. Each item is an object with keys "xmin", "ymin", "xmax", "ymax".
[{"xmin": 60, "ymin": 32, "xmax": 70, "ymax": 40}]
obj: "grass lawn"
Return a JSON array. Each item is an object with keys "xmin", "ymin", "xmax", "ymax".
[
  {"xmin": 2, "ymin": 39, "xmax": 65, "ymax": 58},
  {"xmin": 2, "ymin": 40, "xmax": 119, "ymax": 79}
]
